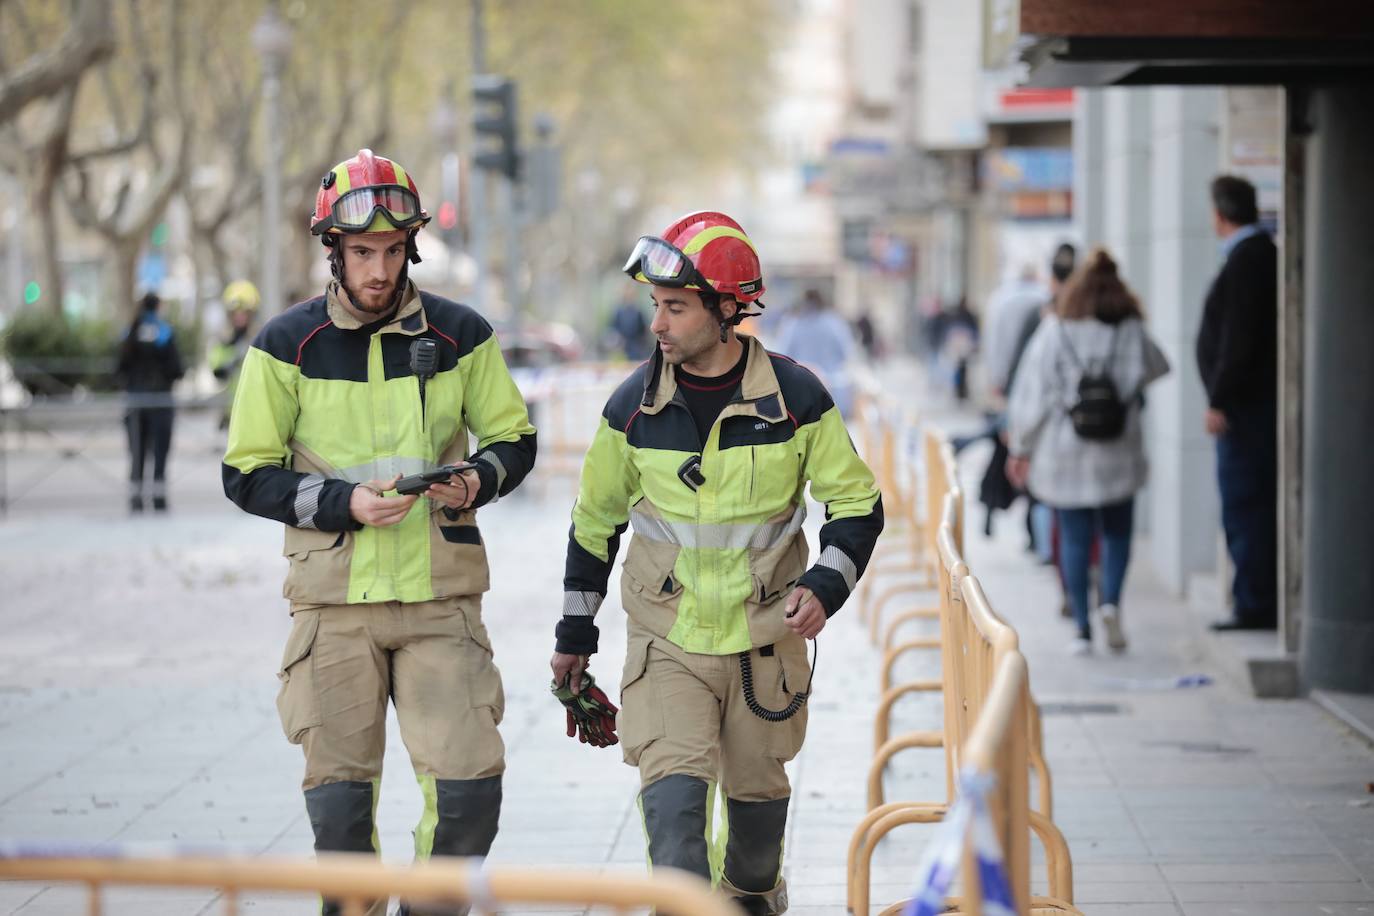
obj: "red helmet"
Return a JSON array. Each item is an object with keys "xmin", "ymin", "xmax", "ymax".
[
  {"xmin": 623, "ymin": 210, "xmax": 765, "ymax": 303},
  {"xmin": 310, "ymin": 149, "xmax": 430, "ymax": 238}
]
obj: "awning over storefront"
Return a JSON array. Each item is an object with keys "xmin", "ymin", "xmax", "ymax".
[{"xmin": 991, "ymin": 0, "xmax": 1374, "ymax": 86}]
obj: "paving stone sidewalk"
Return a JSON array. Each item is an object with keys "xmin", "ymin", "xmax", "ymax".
[{"xmin": 0, "ymin": 408, "xmax": 1371, "ymax": 915}]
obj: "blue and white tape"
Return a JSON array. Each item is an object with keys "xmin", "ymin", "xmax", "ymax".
[{"xmin": 903, "ymin": 769, "xmax": 1015, "ymax": 916}]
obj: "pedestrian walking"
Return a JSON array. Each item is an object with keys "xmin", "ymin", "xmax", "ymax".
[
  {"xmin": 772, "ymin": 288, "xmax": 860, "ymax": 416},
  {"xmin": 853, "ymin": 309, "xmax": 878, "ymax": 359},
  {"xmin": 117, "ymin": 292, "xmax": 183, "ymax": 513},
  {"xmin": 209, "ymin": 279, "xmax": 261, "ymax": 429},
  {"xmin": 550, "ymin": 210, "xmax": 884, "ymax": 914},
  {"xmin": 983, "ymin": 265, "xmax": 1049, "ymax": 399},
  {"xmin": 1009, "ymin": 243, "xmax": 1077, "ymax": 569},
  {"xmin": 608, "ymin": 290, "xmax": 654, "ymax": 361},
  {"xmin": 1006, "ymin": 248, "xmax": 1170, "ymax": 655},
  {"xmin": 943, "ymin": 297, "xmax": 979, "ymax": 402},
  {"xmin": 222, "ymin": 149, "xmax": 537, "ymax": 916},
  {"xmin": 1196, "ymin": 175, "xmax": 1278, "ymax": 632}
]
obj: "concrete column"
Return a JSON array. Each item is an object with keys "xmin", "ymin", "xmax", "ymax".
[
  {"xmin": 1279, "ymin": 88, "xmax": 1307, "ymax": 657},
  {"xmin": 1300, "ymin": 86, "xmax": 1374, "ymax": 694},
  {"xmin": 1101, "ymin": 89, "xmax": 1152, "ymax": 296},
  {"xmin": 1074, "ymin": 89, "xmax": 1106, "ymax": 246},
  {"xmin": 1144, "ymin": 87, "xmax": 1223, "ymax": 594}
]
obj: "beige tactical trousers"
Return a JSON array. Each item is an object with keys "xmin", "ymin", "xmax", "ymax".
[
  {"xmin": 275, "ymin": 595, "xmax": 505, "ymax": 789},
  {"xmin": 618, "ymin": 618, "xmax": 811, "ymax": 800}
]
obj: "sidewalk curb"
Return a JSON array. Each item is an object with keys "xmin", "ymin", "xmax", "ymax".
[{"xmin": 1311, "ymin": 689, "xmax": 1374, "ymax": 748}]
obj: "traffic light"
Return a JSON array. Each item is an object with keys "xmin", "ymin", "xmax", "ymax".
[{"xmin": 472, "ymin": 75, "xmax": 519, "ymax": 181}]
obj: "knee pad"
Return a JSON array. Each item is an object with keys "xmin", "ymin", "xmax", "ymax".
[
  {"xmin": 430, "ymin": 775, "xmax": 503, "ymax": 858},
  {"xmin": 640, "ymin": 774, "xmax": 711, "ymax": 881},
  {"xmin": 723, "ymin": 796, "xmax": 790, "ymax": 893},
  {"xmin": 304, "ymin": 780, "xmax": 376, "ymax": 854}
]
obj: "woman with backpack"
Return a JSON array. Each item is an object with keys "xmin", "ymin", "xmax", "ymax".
[{"xmin": 1005, "ymin": 248, "xmax": 1170, "ymax": 655}]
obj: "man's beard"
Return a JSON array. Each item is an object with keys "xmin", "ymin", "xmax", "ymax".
[
  {"xmin": 657, "ymin": 327, "xmax": 717, "ymax": 367},
  {"xmin": 344, "ymin": 280, "xmax": 397, "ymax": 315}
]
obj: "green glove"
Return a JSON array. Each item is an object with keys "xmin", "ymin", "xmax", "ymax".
[{"xmin": 551, "ymin": 671, "xmax": 620, "ymax": 748}]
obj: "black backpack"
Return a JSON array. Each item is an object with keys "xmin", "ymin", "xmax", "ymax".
[{"xmin": 1060, "ymin": 324, "xmax": 1129, "ymax": 441}]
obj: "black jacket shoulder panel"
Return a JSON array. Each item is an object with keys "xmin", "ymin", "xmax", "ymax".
[
  {"xmin": 253, "ymin": 297, "xmax": 330, "ymax": 365},
  {"xmin": 419, "ymin": 292, "xmax": 495, "ymax": 357},
  {"xmin": 767, "ymin": 351, "xmax": 834, "ymax": 426},
  {"xmin": 604, "ymin": 361, "xmax": 653, "ymax": 431}
]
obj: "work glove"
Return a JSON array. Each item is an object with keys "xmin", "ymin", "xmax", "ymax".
[{"xmin": 551, "ymin": 671, "xmax": 619, "ymax": 748}]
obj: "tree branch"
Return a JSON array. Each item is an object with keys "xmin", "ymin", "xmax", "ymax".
[
  {"xmin": 0, "ymin": 0, "xmax": 113, "ymax": 124},
  {"xmin": 68, "ymin": 68, "xmax": 155, "ymax": 166}
]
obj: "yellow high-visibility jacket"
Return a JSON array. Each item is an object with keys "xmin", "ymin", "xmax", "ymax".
[
  {"xmin": 559, "ymin": 335, "xmax": 883, "ymax": 656},
  {"xmin": 223, "ymin": 281, "xmax": 536, "ymax": 607}
]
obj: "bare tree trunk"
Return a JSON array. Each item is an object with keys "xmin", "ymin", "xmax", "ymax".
[
  {"xmin": 197, "ymin": 227, "xmax": 229, "ymax": 298},
  {"xmin": 31, "ymin": 173, "xmax": 64, "ymax": 315},
  {"xmin": 287, "ymin": 228, "xmax": 322, "ymax": 306},
  {"xmin": 26, "ymin": 88, "xmax": 77, "ymax": 314},
  {"xmin": 109, "ymin": 236, "xmax": 141, "ymax": 320},
  {"xmin": 191, "ymin": 226, "xmax": 229, "ymax": 326}
]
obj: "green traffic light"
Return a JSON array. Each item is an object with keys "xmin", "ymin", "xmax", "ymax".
[{"xmin": 23, "ymin": 281, "xmax": 40, "ymax": 305}]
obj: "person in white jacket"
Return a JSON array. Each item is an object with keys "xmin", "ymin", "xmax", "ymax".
[{"xmin": 1006, "ymin": 248, "xmax": 1170, "ymax": 655}]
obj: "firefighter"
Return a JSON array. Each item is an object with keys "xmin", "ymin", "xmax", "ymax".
[
  {"xmin": 223, "ymin": 149, "xmax": 537, "ymax": 916},
  {"xmin": 551, "ymin": 211, "xmax": 884, "ymax": 914},
  {"xmin": 209, "ymin": 279, "xmax": 260, "ymax": 428}
]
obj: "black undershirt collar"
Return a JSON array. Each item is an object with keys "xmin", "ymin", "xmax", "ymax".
[{"xmin": 675, "ymin": 346, "xmax": 749, "ymax": 446}]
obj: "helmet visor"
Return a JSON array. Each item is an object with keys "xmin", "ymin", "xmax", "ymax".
[
  {"xmin": 326, "ymin": 185, "xmax": 423, "ymax": 233},
  {"xmin": 622, "ymin": 236, "xmax": 712, "ymax": 289}
]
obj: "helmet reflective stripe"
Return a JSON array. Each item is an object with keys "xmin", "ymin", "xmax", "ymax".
[
  {"xmin": 332, "ymin": 163, "xmax": 352, "ymax": 195},
  {"xmin": 680, "ymin": 225, "xmax": 758, "ymax": 257},
  {"xmin": 391, "ymin": 161, "xmax": 410, "ymax": 192}
]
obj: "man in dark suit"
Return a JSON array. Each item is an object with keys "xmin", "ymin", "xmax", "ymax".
[{"xmin": 1196, "ymin": 175, "xmax": 1278, "ymax": 631}]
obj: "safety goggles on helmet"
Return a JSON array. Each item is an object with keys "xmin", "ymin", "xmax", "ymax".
[
  {"xmin": 622, "ymin": 236, "xmax": 717, "ymax": 293},
  {"xmin": 312, "ymin": 184, "xmax": 424, "ymax": 235}
]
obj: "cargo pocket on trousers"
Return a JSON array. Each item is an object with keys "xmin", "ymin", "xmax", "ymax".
[
  {"xmin": 618, "ymin": 633, "xmax": 665, "ymax": 767},
  {"xmin": 759, "ymin": 638, "xmax": 811, "ymax": 762},
  {"xmin": 276, "ymin": 611, "xmax": 322, "ymax": 744},
  {"xmin": 460, "ymin": 604, "xmax": 505, "ymax": 726}
]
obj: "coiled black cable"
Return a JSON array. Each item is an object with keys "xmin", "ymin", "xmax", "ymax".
[{"xmin": 738, "ymin": 640, "xmax": 817, "ymax": 722}]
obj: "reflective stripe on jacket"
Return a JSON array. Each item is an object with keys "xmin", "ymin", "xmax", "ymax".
[
  {"xmin": 564, "ymin": 335, "xmax": 883, "ymax": 655},
  {"xmin": 223, "ymin": 281, "xmax": 536, "ymax": 606}
]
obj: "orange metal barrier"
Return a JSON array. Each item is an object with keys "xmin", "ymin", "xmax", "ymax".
[
  {"xmin": 0, "ymin": 851, "xmax": 742, "ymax": 916},
  {"xmin": 851, "ymin": 438, "xmax": 1073, "ymax": 914},
  {"xmin": 853, "ymin": 651, "xmax": 1082, "ymax": 915},
  {"xmin": 866, "ymin": 492, "xmax": 963, "ymax": 811},
  {"xmin": 860, "ymin": 429, "xmax": 948, "ymax": 632},
  {"xmin": 855, "ymin": 408, "xmax": 926, "ymax": 624}
]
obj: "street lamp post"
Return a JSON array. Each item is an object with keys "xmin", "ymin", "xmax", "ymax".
[{"xmin": 253, "ymin": 2, "xmax": 292, "ymax": 315}]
